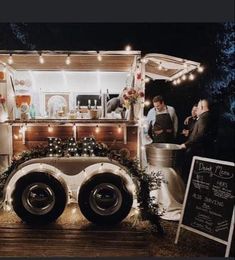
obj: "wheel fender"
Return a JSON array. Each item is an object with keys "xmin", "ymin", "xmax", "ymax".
[
  {"xmin": 76, "ymin": 162, "xmax": 137, "ymax": 200},
  {"xmin": 3, "ymin": 163, "xmax": 68, "ymax": 210}
]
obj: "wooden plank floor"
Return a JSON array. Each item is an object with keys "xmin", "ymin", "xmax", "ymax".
[{"xmin": 0, "ymin": 205, "xmax": 152, "ymax": 257}]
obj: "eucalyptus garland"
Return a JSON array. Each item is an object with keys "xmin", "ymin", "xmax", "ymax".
[{"xmin": 0, "ymin": 137, "xmax": 163, "ymax": 234}]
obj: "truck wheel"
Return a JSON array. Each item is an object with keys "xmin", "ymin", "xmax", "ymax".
[
  {"xmin": 78, "ymin": 173, "xmax": 133, "ymax": 225},
  {"xmin": 12, "ymin": 172, "xmax": 67, "ymax": 224}
]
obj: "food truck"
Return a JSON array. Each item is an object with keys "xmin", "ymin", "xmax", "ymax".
[{"xmin": 0, "ymin": 50, "xmax": 200, "ymax": 224}]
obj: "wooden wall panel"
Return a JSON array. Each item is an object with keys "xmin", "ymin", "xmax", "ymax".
[{"xmin": 12, "ymin": 125, "xmax": 138, "ymax": 158}]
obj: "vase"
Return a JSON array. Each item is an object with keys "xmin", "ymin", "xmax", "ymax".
[
  {"xmin": 127, "ymin": 103, "xmax": 135, "ymax": 121},
  {"xmin": 0, "ymin": 104, "xmax": 8, "ymax": 122},
  {"xmin": 134, "ymin": 103, "xmax": 141, "ymax": 120}
]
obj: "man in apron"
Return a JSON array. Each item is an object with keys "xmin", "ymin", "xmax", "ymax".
[{"xmin": 147, "ymin": 95, "xmax": 178, "ymax": 143}]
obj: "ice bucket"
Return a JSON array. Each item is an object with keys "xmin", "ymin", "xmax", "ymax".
[{"xmin": 145, "ymin": 143, "xmax": 182, "ymax": 168}]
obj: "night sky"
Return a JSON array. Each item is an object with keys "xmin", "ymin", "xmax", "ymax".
[{"xmin": 0, "ymin": 23, "xmax": 234, "ymax": 160}]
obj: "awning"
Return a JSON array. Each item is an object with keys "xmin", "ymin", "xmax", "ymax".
[{"xmin": 144, "ymin": 53, "xmax": 200, "ymax": 81}]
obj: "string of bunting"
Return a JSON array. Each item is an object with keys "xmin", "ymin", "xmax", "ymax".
[{"xmin": 0, "ymin": 136, "xmax": 164, "ymax": 234}]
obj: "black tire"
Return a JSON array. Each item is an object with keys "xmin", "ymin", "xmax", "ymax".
[
  {"xmin": 12, "ymin": 172, "xmax": 67, "ymax": 224},
  {"xmin": 78, "ymin": 173, "xmax": 133, "ymax": 225}
]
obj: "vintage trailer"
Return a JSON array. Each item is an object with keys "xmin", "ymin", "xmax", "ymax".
[{"xmin": 0, "ymin": 50, "xmax": 200, "ymax": 224}]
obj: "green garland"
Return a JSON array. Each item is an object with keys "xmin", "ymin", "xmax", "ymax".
[{"xmin": 0, "ymin": 138, "xmax": 163, "ymax": 234}]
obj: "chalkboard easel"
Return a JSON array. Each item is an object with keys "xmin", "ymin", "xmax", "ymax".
[{"xmin": 175, "ymin": 156, "xmax": 235, "ymax": 257}]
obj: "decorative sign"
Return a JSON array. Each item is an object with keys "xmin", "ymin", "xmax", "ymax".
[{"xmin": 175, "ymin": 156, "xmax": 235, "ymax": 257}]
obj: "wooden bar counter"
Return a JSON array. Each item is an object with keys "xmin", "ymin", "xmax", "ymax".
[{"xmin": 5, "ymin": 119, "xmax": 138, "ymax": 158}]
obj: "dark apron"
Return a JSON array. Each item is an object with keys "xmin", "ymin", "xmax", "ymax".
[{"xmin": 152, "ymin": 112, "xmax": 174, "ymax": 143}]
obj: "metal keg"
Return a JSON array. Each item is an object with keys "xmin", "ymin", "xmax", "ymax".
[{"xmin": 145, "ymin": 143, "xmax": 182, "ymax": 168}]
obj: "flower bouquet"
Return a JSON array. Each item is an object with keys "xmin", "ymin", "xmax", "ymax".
[
  {"xmin": 123, "ymin": 87, "xmax": 144, "ymax": 120},
  {"xmin": 123, "ymin": 87, "xmax": 144, "ymax": 109}
]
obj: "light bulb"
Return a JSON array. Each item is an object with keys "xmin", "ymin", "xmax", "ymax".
[
  {"xmin": 117, "ymin": 125, "xmax": 122, "ymax": 133},
  {"xmin": 189, "ymin": 74, "xmax": 195, "ymax": 80},
  {"xmin": 198, "ymin": 66, "xmax": 204, "ymax": 73},
  {"xmin": 8, "ymin": 54, "xmax": 13, "ymax": 64},
  {"xmin": 39, "ymin": 54, "xmax": 44, "ymax": 64},
  {"xmin": 48, "ymin": 125, "xmax": 53, "ymax": 133},
  {"xmin": 95, "ymin": 125, "xmax": 100, "ymax": 133},
  {"xmin": 158, "ymin": 63, "xmax": 163, "ymax": 70},
  {"xmin": 177, "ymin": 78, "xmax": 181, "ymax": 84},
  {"xmin": 65, "ymin": 55, "xmax": 71, "ymax": 65},
  {"xmin": 141, "ymin": 58, "xmax": 148, "ymax": 64},
  {"xmin": 181, "ymin": 74, "xmax": 187, "ymax": 80},
  {"xmin": 173, "ymin": 80, "xmax": 177, "ymax": 85},
  {"xmin": 144, "ymin": 77, "xmax": 150, "ymax": 83},
  {"xmin": 144, "ymin": 100, "xmax": 150, "ymax": 106},
  {"xmin": 97, "ymin": 53, "xmax": 102, "ymax": 61},
  {"xmin": 125, "ymin": 45, "xmax": 131, "ymax": 51}
]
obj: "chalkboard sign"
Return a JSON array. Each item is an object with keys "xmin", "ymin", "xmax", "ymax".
[{"xmin": 175, "ymin": 156, "xmax": 235, "ymax": 257}]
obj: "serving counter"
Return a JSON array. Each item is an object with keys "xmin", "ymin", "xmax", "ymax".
[{"xmin": 0, "ymin": 119, "xmax": 139, "ymax": 170}]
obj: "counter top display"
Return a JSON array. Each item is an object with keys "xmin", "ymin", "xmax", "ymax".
[{"xmin": 3, "ymin": 119, "xmax": 138, "ymax": 126}]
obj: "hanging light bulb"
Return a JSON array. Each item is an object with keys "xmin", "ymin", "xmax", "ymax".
[
  {"xmin": 95, "ymin": 125, "xmax": 100, "ymax": 133},
  {"xmin": 177, "ymin": 78, "xmax": 181, "ymax": 84},
  {"xmin": 141, "ymin": 58, "xmax": 148, "ymax": 64},
  {"xmin": 198, "ymin": 66, "xmax": 204, "ymax": 73},
  {"xmin": 65, "ymin": 54, "xmax": 71, "ymax": 65},
  {"xmin": 39, "ymin": 54, "xmax": 44, "ymax": 64},
  {"xmin": 8, "ymin": 54, "xmax": 13, "ymax": 64},
  {"xmin": 125, "ymin": 45, "xmax": 131, "ymax": 51},
  {"xmin": 117, "ymin": 125, "xmax": 122, "ymax": 133},
  {"xmin": 173, "ymin": 80, "xmax": 177, "ymax": 85},
  {"xmin": 181, "ymin": 74, "xmax": 187, "ymax": 81},
  {"xmin": 144, "ymin": 77, "xmax": 150, "ymax": 83},
  {"xmin": 144, "ymin": 100, "xmax": 151, "ymax": 106},
  {"xmin": 158, "ymin": 62, "xmax": 163, "ymax": 70},
  {"xmin": 72, "ymin": 123, "xmax": 76, "ymax": 131},
  {"xmin": 189, "ymin": 74, "xmax": 195, "ymax": 80},
  {"xmin": 97, "ymin": 52, "xmax": 102, "ymax": 61},
  {"xmin": 48, "ymin": 125, "xmax": 53, "ymax": 133}
]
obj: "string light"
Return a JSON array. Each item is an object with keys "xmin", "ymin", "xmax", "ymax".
[
  {"xmin": 158, "ymin": 62, "xmax": 163, "ymax": 70},
  {"xmin": 181, "ymin": 74, "xmax": 187, "ymax": 81},
  {"xmin": 144, "ymin": 77, "xmax": 150, "ymax": 83},
  {"xmin": 65, "ymin": 54, "xmax": 71, "ymax": 65},
  {"xmin": 189, "ymin": 74, "xmax": 195, "ymax": 80},
  {"xmin": 173, "ymin": 80, "xmax": 177, "ymax": 85},
  {"xmin": 141, "ymin": 58, "xmax": 148, "ymax": 64},
  {"xmin": 48, "ymin": 125, "xmax": 53, "ymax": 133},
  {"xmin": 117, "ymin": 125, "xmax": 122, "ymax": 133},
  {"xmin": 97, "ymin": 53, "xmax": 102, "ymax": 61},
  {"xmin": 95, "ymin": 125, "xmax": 100, "ymax": 133},
  {"xmin": 144, "ymin": 100, "xmax": 151, "ymax": 106},
  {"xmin": 125, "ymin": 45, "xmax": 131, "ymax": 51},
  {"xmin": 177, "ymin": 78, "xmax": 181, "ymax": 84},
  {"xmin": 8, "ymin": 54, "xmax": 13, "ymax": 65},
  {"xmin": 198, "ymin": 66, "xmax": 204, "ymax": 73},
  {"xmin": 39, "ymin": 54, "xmax": 44, "ymax": 64}
]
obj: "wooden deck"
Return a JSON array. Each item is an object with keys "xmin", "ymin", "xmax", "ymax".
[{"xmin": 0, "ymin": 205, "xmax": 152, "ymax": 257}]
